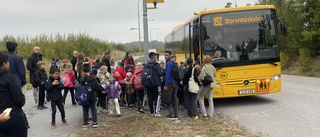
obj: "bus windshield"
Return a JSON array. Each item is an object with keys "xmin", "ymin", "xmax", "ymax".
[{"xmin": 200, "ymin": 9, "xmax": 279, "ymax": 67}]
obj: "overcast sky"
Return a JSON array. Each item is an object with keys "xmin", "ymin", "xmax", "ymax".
[{"xmin": 0, "ymin": 0, "xmax": 258, "ymax": 43}]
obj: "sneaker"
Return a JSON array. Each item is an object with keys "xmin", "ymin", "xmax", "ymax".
[
  {"xmin": 62, "ymin": 119, "xmax": 69, "ymax": 125},
  {"xmin": 166, "ymin": 115, "xmax": 178, "ymax": 120},
  {"xmin": 194, "ymin": 116, "xmax": 199, "ymax": 119},
  {"xmin": 51, "ymin": 123, "xmax": 56, "ymax": 129},
  {"xmin": 82, "ymin": 123, "xmax": 90, "ymax": 128},
  {"xmin": 97, "ymin": 110, "xmax": 101, "ymax": 114},
  {"xmin": 154, "ymin": 113, "xmax": 161, "ymax": 117},
  {"xmin": 102, "ymin": 109, "xmax": 108, "ymax": 113},
  {"xmin": 42, "ymin": 105, "xmax": 48, "ymax": 109},
  {"xmin": 138, "ymin": 109, "xmax": 144, "ymax": 113},
  {"xmin": 150, "ymin": 113, "xmax": 155, "ymax": 116},
  {"xmin": 92, "ymin": 122, "xmax": 99, "ymax": 128},
  {"xmin": 37, "ymin": 106, "xmax": 44, "ymax": 110}
]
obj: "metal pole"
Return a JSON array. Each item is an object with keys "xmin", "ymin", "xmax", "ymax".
[
  {"xmin": 143, "ymin": 0, "xmax": 149, "ymax": 63},
  {"xmin": 138, "ymin": 0, "xmax": 141, "ymax": 59}
]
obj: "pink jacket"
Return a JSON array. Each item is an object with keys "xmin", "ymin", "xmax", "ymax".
[{"xmin": 62, "ymin": 71, "xmax": 76, "ymax": 88}]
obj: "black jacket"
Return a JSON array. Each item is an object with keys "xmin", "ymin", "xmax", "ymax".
[
  {"xmin": 71, "ymin": 56, "xmax": 77, "ymax": 71},
  {"xmin": 27, "ymin": 53, "xmax": 42, "ymax": 83},
  {"xmin": 80, "ymin": 74, "xmax": 103, "ymax": 101},
  {"xmin": 45, "ymin": 76, "xmax": 64, "ymax": 101},
  {"xmin": 8, "ymin": 52, "xmax": 26, "ymax": 87},
  {"xmin": 101, "ymin": 57, "xmax": 111, "ymax": 74},
  {"xmin": 34, "ymin": 69, "xmax": 48, "ymax": 88},
  {"xmin": 145, "ymin": 61, "xmax": 163, "ymax": 87},
  {"xmin": 0, "ymin": 69, "xmax": 25, "ymax": 116},
  {"xmin": 183, "ymin": 66, "xmax": 201, "ymax": 88}
]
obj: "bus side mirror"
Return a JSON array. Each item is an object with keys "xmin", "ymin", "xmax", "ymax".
[{"xmin": 278, "ymin": 18, "xmax": 287, "ymax": 35}]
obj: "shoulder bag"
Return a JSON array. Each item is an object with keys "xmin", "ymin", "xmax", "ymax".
[{"xmin": 188, "ymin": 68, "xmax": 200, "ymax": 94}]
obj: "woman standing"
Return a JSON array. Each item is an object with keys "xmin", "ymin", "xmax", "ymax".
[
  {"xmin": 0, "ymin": 51, "xmax": 28, "ymax": 136},
  {"xmin": 101, "ymin": 50, "xmax": 111, "ymax": 74},
  {"xmin": 123, "ymin": 52, "xmax": 135, "ymax": 72},
  {"xmin": 76, "ymin": 53, "xmax": 85, "ymax": 82},
  {"xmin": 183, "ymin": 57, "xmax": 201, "ymax": 119},
  {"xmin": 198, "ymin": 55, "xmax": 216, "ymax": 118}
]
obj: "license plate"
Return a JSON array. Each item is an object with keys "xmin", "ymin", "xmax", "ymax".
[
  {"xmin": 256, "ymin": 79, "xmax": 270, "ymax": 93},
  {"xmin": 238, "ymin": 89, "xmax": 255, "ymax": 95}
]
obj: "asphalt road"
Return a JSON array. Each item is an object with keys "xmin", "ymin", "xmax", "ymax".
[{"xmin": 215, "ymin": 74, "xmax": 320, "ymax": 137}]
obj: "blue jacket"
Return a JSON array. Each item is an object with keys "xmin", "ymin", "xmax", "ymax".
[
  {"xmin": 164, "ymin": 60, "xmax": 177, "ymax": 86},
  {"xmin": 8, "ymin": 52, "xmax": 26, "ymax": 87},
  {"xmin": 145, "ymin": 60, "xmax": 163, "ymax": 87}
]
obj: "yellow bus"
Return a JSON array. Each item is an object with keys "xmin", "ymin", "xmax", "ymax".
[{"xmin": 164, "ymin": 5, "xmax": 286, "ymax": 98}]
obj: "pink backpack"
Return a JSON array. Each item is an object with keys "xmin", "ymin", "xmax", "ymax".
[
  {"xmin": 133, "ymin": 72, "xmax": 143, "ymax": 89},
  {"xmin": 61, "ymin": 74, "xmax": 72, "ymax": 87}
]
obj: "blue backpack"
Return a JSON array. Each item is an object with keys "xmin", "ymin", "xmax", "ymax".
[
  {"xmin": 141, "ymin": 63, "xmax": 158, "ymax": 88},
  {"xmin": 75, "ymin": 83, "xmax": 93, "ymax": 106}
]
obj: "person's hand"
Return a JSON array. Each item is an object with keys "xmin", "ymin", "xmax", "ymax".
[
  {"xmin": 53, "ymin": 80, "xmax": 59, "ymax": 85},
  {"xmin": 0, "ymin": 112, "xmax": 10, "ymax": 123},
  {"xmin": 164, "ymin": 86, "xmax": 167, "ymax": 91}
]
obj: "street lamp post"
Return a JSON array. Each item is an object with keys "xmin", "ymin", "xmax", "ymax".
[
  {"xmin": 143, "ymin": 0, "xmax": 149, "ymax": 63},
  {"xmin": 149, "ymin": 28, "xmax": 159, "ymax": 41},
  {"xmin": 137, "ymin": 0, "xmax": 142, "ymax": 59}
]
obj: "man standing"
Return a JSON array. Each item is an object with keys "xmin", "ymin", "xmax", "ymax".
[
  {"xmin": 164, "ymin": 50, "xmax": 179, "ymax": 120},
  {"xmin": 102, "ymin": 50, "xmax": 112, "ymax": 74},
  {"xmin": 71, "ymin": 51, "xmax": 78, "ymax": 71},
  {"xmin": 27, "ymin": 46, "xmax": 42, "ymax": 105},
  {"xmin": 6, "ymin": 42, "xmax": 27, "ymax": 94}
]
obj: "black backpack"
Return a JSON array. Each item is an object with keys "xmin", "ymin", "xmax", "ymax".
[
  {"xmin": 141, "ymin": 63, "xmax": 157, "ymax": 88},
  {"xmin": 50, "ymin": 61, "xmax": 58, "ymax": 69},
  {"xmin": 172, "ymin": 63, "xmax": 182, "ymax": 81}
]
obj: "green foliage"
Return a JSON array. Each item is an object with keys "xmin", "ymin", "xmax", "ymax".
[
  {"xmin": 297, "ymin": 48, "xmax": 311, "ymax": 73},
  {"xmin": 0, "ymin": 33, "xmax": 126, "ymax": 60},
  {"xmin": 280, "ymin": 51, "xmax": 290, "ymax": 69}
]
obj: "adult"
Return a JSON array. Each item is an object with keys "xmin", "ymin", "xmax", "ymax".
[
  {"xmin": 76, "ymin": 53, "xmax": 85, "ymax": 82},
  {"xmin": 101, "ymin": 50, "xmax": 111, "ymax": 74},
  {"xmin": 27, "ymin": 46, "xmax": 42, "ymax": 105},
  {"xmin": 71, "ymin": 51, "xmax": 78, "ymax": 71},
  {"xmin": 164, "ymin": 50, "xmax": 179, "ymax": 120},
  {"xmin": 198, "ymin": 55, "xmax": 216, "ymax": 118},
  {"xmin": 123, "ymin": 52, "xmax": 135, "ymax": 72},
  {"xmin": 183, "ymin": 57, "xmax": 200, "ymax": 119},
  {"xmin": 0, "ymin": 51, "xmax": 28, "ymax": 137},
  {"xmin": 6, "ymin": 42, "xmax": 27, "ymax": 94}
]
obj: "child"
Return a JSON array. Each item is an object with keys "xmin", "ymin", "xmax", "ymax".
[
  {"xmin": 130, "ymin": 62, "xmax": 144, "ymax": 113},
  {"xmin": 97, "ymin": 65, "xmax": 110, "ymax": 113},
  {"xmin": 91, "ymin": 61, "xmax": 98, "ymax": 76},
  {"xmin": 123, "ymin": 72, "xmax": 134, "ymax": 110},
  {"xmin": 34, "ymin": 61, "xmax": 48, "ymax": 110},
  {"xmin": 80, "ymin": 63, "xmax": 102, "ymax": 128},
  {"xmin": 107, "ymin": 74, "xmax": 121, "ymax": 116},
  {"xmin": 113, "ymin": 62, "xmax": 126, "ymax": 107},
  {"xmin": 45, "ymin": 68, "xmax": 68, "ymax": 129},
  {"xmin": 61, "ymin": 63, "xmax": 76, "ymax": 105}
]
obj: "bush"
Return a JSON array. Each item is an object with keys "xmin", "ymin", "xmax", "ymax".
[
  {"xmin": 296, "ymin": 48, "xmax": 311, "ymax": 73},
  {"xmin": 280, "ymin": 51, "xmax": 290, "ymax": 69}
]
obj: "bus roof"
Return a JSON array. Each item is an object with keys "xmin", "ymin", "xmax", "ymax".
[{"xmin": 198, "ymin": 5, "xmax": 276, "ymax": 15}]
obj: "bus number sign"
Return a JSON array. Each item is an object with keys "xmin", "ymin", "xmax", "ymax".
[{"xmin": 213, "ymin": 17, "xmax": 223, "ymax": 26}]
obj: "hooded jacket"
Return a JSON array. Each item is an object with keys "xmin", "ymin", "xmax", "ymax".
[
  {"xmin": 45, "ymin": 76, "xmax": 64, "ymax": 101},
  {"xmin": 145, "ymin": 60, "xmax": 163, "ymax": 87},
  {"xmin": 0, "ymin": 68, "xmax": 25, "ymax": 116},
  {"xmin": 80, "ymin": 74, "xmax": 102, "ymax": 101}
]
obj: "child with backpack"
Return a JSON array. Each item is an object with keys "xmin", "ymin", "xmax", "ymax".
[
  {"xmin": 142, "ymin": 52, "xmax": 163, "ymax": 116},
  {"xmin": 34, "ymin": 61, "xmax": 48, "ymax": 110},
  {"xmin": 45, "ymin": 68, "xmax": 68, "ymax": 129},
  {"xmin": 80, "ymin": 63, "xmax": 102, "ymax": 128},
  {"xmin": 97, "ymin": 65, "xmax": 110, "ymax": 113},
  {"xmin": 107, "ymin": 74, "xmax": 122, "ymax": 116},
  {"xmin": 130, "ymin": 62, "xmax": 144, "ymax": 113},
  {"xmin": 123, "ymin": 72, "xmax": 134, "ymax": 110},
  {"xmin": 61, "ymin": 63, "xmax": 76, "ymax": 105}
]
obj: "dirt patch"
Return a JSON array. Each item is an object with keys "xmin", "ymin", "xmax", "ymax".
[{"xmin": 70, "ymin": 107, "xmax": 258, "ymax": 137}]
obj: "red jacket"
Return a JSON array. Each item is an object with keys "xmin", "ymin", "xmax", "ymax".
[{"xmin": 113, "ymin": 67, "xmax": 126, "ymax": 87}]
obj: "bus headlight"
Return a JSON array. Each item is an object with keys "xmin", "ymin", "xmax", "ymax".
[
  {"xmin": 215, "ymin": 81, "xmax": 222, "ymax": 87},
  {"xmin": 270, "ymin": 74, "xmax": 281, "ymax": 82}
]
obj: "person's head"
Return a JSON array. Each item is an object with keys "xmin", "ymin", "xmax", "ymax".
[
  {"xmin": 99, "ymin": 65, "xmax": 108, "ymax": 75},
  {"xmin": 51, "ymin": 57, "xmax": 56, "ymax": 62},
  {"xmin": 84, "ymin": 57, "xmax": 89, "ymax": 62},
  {"xmin": 6, "ymin": 42, "xmax": 18, "ymax": 53},
  {"xmin": 164, "ymin": 50, "xmax": 172, "ymax": 61},
  {"xmin": 55, "ymin": 57, "xmax": 60, "ymax": 62},
  {"xmin": 103, "ymin": 50, "xmax": 111, "ymax": 59},
  {"xmin": 118, "ymin": 62, "xmax": 124, "ymax": 68},
  {"xmin": 214, "ymin": 50, "xmax": 222, "ymax": 57},
  {"xmin": 83, "ymin": 62, "xmax": 91, "ymax": 73},
  {"xmin": 148, "ymin": 52, "xmax": 157, "ymax": 61},
  {"xmin": 203, "ymin": 54, "xmax": 212, "ymax": 64},
  {"xmin": 0, "ymin": 51, "xmax": 9, "ymax": 71},
  {"xmin": 37, "ymin": 61, "xmax": 45, "ymax": 70},
  {"xmin": 49, "ymin": 68, "xmax": 60, "ymax": 79},
  {"xmin": 186, "ymin": 57, "xmax": 193, "ymax": 67},
  {"xmin": 126, "ymin": 72, "xmax": 132, "ymax": 79},
  {"xmin": 109, "ymin": 74, "xmax": 115, "ymax": 82},
  {"xmin": 77, "ymin": 53, "xmax": 85, "ymax": 62},
  {"xmin": 33, "ymin": 46, "xmax": 41, "ymax": 54},
  {"xmin": 125, "ymin": 52, "xmax": 133, "ymax": 60},
  {"xmin": 62, "ymin": 63, "xmax": 72, "ymax": 74},
  {"xmin": 73, "ymin": 51, "xmax": 78, "ymax": 57},
  {"xmin": 92, "ymin": 61, "xmax": 97, "ymax": 67},
  {"xmin": 98, "ymin": 61, "xmax": 106, "ymax": 69},
  {"xmin": 135, "ymin": 62, "xmax": 142, "ymax": 69},
  {"xmin": 170, "ymin": 55, "xmax": 177, "ymax": 63},
  {"xmin": 180, "ymin": 60, "xmax": 185, "ymax": 67},
  {"xmin": 160, "ymin": 61, "xmax": 165, "ymax": 68}
]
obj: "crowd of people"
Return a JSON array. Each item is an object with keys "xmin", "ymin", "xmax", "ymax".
[{"xmin": 0, "ymin": 41, "xmax": 217, "ymax": 136}]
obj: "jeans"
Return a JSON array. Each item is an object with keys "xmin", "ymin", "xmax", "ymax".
[
  {"xmin": 147, "ymin": 87, "xmax": 160, "ymax": 114},
  {"xmin": 184, "ymin": 85, "xmax": 197, "ymax": 117},
  {"xmin": 167, "ymin": 83, "xmax": 178, "ymax": 117},
  {"xmin": 63, "ymin": 87, "xmax": 76, "ymax": 104},
  {"xmin": 38, "ymin": 87, "xmax": 46, "ymax": 107},
  {"xmin": 33, "ymin": 87, "xmax": 38, "ymax": 104},
  {"xmin": 50, "ymin": 99, "xmax": 66, "ymax": 123},
  {"xmin": 82, "ymin": 101, "xmax": 97, "ymax": 123},
  {"xmin": 136, "ymin": 90, "xmax": 144, "ymax": 110},
  {"xmin": 97, "ymin": 94, "xmax": 107, "ymax": 110},
  {"xmin": 198, "ymin": 86, "xmax": 214, "ymax": 117}
]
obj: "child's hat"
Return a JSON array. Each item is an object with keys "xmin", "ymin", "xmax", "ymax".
[
  {"xmin": 92, "ymin": 61, "xmax": 97, "ymax": 66},
  {"xmin": 126, "ymin": 72, "xmax": 132, "ymax": 77}
]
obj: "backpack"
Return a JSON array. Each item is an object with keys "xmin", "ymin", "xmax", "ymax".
[
  {"xmin": 61, "ymin": 74, "xmax": 71, "ymax": 87},
  {"xmin": 172, "ymin": 63, "xmax": 182, "ymax": 81},
  {"xmin": 141, "ymin": 63, "xmax": 157, "ymax": 88},
  {"xmin": 75, "ymin": 85, "xmax": 90, "ymax": 106},
  {"xmin": 133, "ymin": 72, "xmax": 143, "ymax": 89},
  {"xmin": 50, "ymin": 61, "xmax": 58, "ymax": 69}
]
